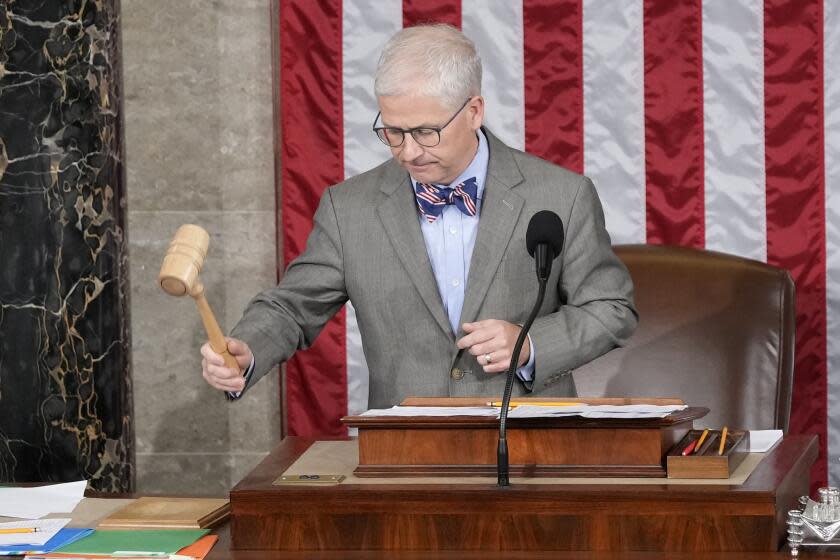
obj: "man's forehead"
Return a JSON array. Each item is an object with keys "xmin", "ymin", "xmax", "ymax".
[{"xmin": 377, "ymin": 95, "xmax": 451, "ymax": 127}]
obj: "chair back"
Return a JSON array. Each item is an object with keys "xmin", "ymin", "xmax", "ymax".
[{"xmin": 573, "ymin": 244, "xmax": 795, "ymax": 431}]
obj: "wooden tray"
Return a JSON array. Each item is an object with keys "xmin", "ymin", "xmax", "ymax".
[{"xmin": 667, "ymin": 429, "xmax": 749, "ymax": 479}]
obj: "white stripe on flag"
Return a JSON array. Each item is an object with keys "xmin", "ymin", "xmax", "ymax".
[
  {"xmin": 342, "ymin": 0, "xmax": 397, "ymax": 178},
  {"xmin": 702, "ymin": 0, "xmax": 766, "ymax": 261},
  {"xmin": 825, "ymin": 0, "xmax": 840, "ymax": 487},
  {"xmin": 582, "ymin": 0, "xmax": 646, "ymax": 244},
  {"xmin": 462, "ymin": 0, "xmax": 525, "ymax": 151},
  {"xmin": 342, "ymin": 0, "xmax": 401, "ymax": 416}
]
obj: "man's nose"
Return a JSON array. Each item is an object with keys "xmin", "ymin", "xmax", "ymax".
[{"xmin": 399, "ymin": 134, "xmax": 424, "ymax": 160}]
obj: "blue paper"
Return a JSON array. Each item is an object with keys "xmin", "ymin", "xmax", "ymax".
[{"xmin": 0, "ymin": 527, "xmax": 93, "ymax": 555}]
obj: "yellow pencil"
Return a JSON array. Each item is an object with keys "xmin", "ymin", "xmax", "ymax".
[
  {"xmin": 718, "ymin": 426, "xmax": 728, "ymax": 455},
  {"xmin": 694, "ymin": 429, "xmax": 710, "ymax": 454},
  {"xmin": 0, "ymin": 528, "xmax": 39, "ymax": 534},
  {"xmin": 487, "ymin": 401, "xmax": 579, "ymax": 407}
]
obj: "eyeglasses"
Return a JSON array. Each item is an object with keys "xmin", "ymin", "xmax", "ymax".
[{"xmin": 372, "ymin": 98, "xmax": 472, "ymax": 148}]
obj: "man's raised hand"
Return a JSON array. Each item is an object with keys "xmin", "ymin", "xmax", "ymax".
[{"xmin": 200, "ymin": 337, "xmax": 252, "ymax": 392}]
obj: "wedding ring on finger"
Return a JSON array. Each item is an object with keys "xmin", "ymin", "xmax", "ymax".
[{"xmin": 484, "ymin": 353, "xmax": 492, "ymax": 365}]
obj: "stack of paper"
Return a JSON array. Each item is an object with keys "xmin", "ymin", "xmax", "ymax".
[
  {"xmin": 0, "ymin": 482, "xmax": 218, "ymax": 560},
  {"xmin": 747, "ymin": 429, "xmax": 784, "ymax": 452},
  {"xmin": 507, "ymin": 404, "xmax": 688, "ymax": 419},
  {"xmin": 21, "ymin": 534, "xmax": 218, "ymax": 559},
  {"xmin": 21, "ymin": 530, "xmax": 215, "ymax": 559},
  {"xmin": 0, "ymin": 528, "xmax": 93, "ymax": 557},
  {"xmin": 0, "ymin": 483, "xmax": 92, "ymax": 558},
  {"xmin": 360, "ymin": 404, "xmax": 688, "ymax": 419},
  {"xmin": 0, "ymin": 518, "xmax": 92, "ymax": 557},
  {"xmin": 0, "ymin": 519, "xmax": 71, "ymax": 547}
]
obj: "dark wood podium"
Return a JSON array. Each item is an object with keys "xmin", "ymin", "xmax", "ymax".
[
  {"xmin": 344, "ymin": 398, "xmax": 706, "ymax": 478},
  {"xmin": 228, "ymin": 434, "xmax": 816, "ymax": 553}
]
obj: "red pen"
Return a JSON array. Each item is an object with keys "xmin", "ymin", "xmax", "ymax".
[{"xmin": 681, "ymin": 439, "xmax": 698, "ymax": 456}]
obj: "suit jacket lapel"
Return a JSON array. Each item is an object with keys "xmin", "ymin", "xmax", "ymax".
[
  {"xmin": 376, "ymin": 160, "xmax": 454, "ymax": 340},
  {"xmin": 458, "ymin": 130, "xmax": 525, "ymax": 333}
]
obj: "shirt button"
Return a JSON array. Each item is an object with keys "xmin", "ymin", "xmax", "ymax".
[
  {"xmin": 451, "ymin": 367, "xmax": 464, "ymax": 381},
  {"xmin": 452, "ymin": 279, "xmax": 460, "ymax": 287},
  {"xmin": 450, "ymin": 227, "xmax": 458, "ymax": 235}
]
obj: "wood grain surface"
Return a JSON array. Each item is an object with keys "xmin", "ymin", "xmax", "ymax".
[
  {"xmin": 228, "ymin": 435, "xmax": 817, "ymax": 553},
  {"xmin": 347, "ymin": 406, "xmax": 706, "ymax": 477}
]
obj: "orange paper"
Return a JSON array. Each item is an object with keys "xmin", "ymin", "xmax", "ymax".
[{"xmin": 176, "ymin": 534, "xmax": 219, "ymax": 559}]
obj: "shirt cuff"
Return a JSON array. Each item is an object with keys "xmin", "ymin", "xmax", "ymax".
[
  {"xmin": 515, "ymin": 333, "xmax": 536, "ymax": 382},
  {"xmin": 226, "ymin": 355, "xmax": 255, "ymax": 400}
]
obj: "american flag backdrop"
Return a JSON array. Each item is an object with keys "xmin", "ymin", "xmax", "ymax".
[{"xmin": 278, "ymin": 0, "xmax": 840, "ymax": 488}]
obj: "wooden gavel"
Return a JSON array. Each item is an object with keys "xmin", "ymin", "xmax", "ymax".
[{"xmin": 158, "ymin": 224, "xmax": 240, "ymax": 372}]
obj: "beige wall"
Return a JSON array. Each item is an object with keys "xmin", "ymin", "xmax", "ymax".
[{"xmin": 122, "ymin": 0, "xmax": 282, "ymax": 495}]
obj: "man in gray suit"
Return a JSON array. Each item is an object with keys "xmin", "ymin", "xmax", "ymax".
[{"xmin": 201, "ymin": 24, "xmax": 637, "ymax": 407}]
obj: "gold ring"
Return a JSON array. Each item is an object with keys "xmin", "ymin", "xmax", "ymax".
[{"xmin": 484, "ymin": 354, "xmax": 492, "ymax": 365}]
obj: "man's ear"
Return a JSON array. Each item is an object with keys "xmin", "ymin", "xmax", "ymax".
[{"xmin": 469, "ymin": 96, "xmax": 485, "ymax": 129}]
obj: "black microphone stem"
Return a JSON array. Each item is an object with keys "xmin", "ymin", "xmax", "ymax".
[{"xmin": 497, "ymin": 277, "xmax": 547, "ymax": 487}]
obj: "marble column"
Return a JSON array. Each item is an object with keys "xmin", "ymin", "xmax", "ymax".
[{"xmin": 0, "ymin": 0, "xmax": 132, "ymax": 492}]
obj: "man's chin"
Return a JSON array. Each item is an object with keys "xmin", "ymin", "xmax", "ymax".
[{"xmin": 404, "ymin": 163, "xmax": 444, "ymax": 184}]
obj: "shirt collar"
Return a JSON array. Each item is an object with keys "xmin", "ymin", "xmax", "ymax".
[{"xmin": 410, "ymin": 128, "xmax": 489, "ymax": 202}]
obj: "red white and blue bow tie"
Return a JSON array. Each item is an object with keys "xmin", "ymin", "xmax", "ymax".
[{"xmin": 414, "ymin": 177, "xmax": 478, "ymax": 223}]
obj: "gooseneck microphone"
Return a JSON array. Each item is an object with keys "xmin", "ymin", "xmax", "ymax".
[
  {"xmin": 526, "ymin": 210, "xmax": 565, "ymax": 280},
  {"xmin": 497, "ymin": 210, "xmax": 565, "ymax": 487}
]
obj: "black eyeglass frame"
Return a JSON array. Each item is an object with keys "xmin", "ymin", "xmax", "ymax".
[{"xmin": 372, "ymin": 97, "xmax": 473, "ymax": 148}]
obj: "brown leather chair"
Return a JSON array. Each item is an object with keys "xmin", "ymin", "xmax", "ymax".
[{"xmin": 573, "ymin": 244, "xmax": 795, "ymax": 432}]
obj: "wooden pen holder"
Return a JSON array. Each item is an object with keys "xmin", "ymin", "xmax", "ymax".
[{"xmin": 666, "ymin": 429, "xmax": 749, "ymax": 479}]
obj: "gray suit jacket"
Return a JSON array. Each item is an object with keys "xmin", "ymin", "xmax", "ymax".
[{"xmin": 231, "ymin": 129, "xmax": 637, "ymax": 407}]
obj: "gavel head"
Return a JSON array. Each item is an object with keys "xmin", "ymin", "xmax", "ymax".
[{"xmin": 159, "ymin": 224, "xmax": 210, "ymax": 297}]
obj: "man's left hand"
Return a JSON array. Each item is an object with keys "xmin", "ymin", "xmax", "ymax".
[{"xmin": 456, "ymin": 319, "xmax": 530, "ymax": 374}]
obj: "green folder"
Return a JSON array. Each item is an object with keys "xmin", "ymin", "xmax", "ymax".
[{"xmin": 54, "ymin": 529, "xmax": 208, "ymax": 555}]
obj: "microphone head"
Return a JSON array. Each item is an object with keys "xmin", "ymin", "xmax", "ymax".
[
  {"xmin": 159, "ymin": 224, "xmax": 210, "ymax": 297},
  {"xmin": 526, "ymin": 210, "xmax": 564, "ymax": 258}
]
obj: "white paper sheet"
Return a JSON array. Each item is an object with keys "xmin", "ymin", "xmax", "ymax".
[
  {"xmin": 0, "ymin": 518, "xmax": 70, "ymax": 546},
  {"xmin": 359, "ymin": 404, "xmax": 688, "ymax": 420},
  {"xmin": 0, "ymin": 481, "xmax": 87, "ymax": 519},
  {"xmin": 507, "ymin": 404, "xmax": 687, "ymax": 419},
  {"xmin": 747, "ymin": 429, "xmax": 783, "ymax": 452}
]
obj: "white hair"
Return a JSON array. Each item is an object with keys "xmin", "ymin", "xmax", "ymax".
[{"xmin": 374, "ymin": 24, "xmax": 482, "ymax": 110}]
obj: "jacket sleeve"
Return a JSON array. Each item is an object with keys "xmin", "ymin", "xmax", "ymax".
[
  {"xmin": 230, "ymin": 187, "xmax": 348, "ymax": 394},
  {"xmin": 527, "ymin": 176, "xmax": 638, "ymax": 392}
]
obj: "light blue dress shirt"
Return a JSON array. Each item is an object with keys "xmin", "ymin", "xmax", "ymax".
[{"xmin": 412, "ymin": 129, "xmax": 535, "ymax": 381}]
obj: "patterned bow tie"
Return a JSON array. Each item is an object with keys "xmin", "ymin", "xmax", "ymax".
[{"xmin": 414, "ymin": 177, "xmax": 478, "ymax": 223}]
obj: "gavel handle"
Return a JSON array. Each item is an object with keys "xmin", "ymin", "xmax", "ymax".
[{"xmin": 192, "ymin": 291, "xmax": 240, "ymax": 373}]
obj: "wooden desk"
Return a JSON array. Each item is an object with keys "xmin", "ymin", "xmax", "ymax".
[
  {"xmin": 228, "ymin": 435, "xmax": 817, "ymax": 554},
  {"xmin": 209, "ymin": 524, "xmax": 836, "ymax": 559}
]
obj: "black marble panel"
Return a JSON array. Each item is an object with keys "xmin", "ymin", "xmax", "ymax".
[{"xmin": 0, "ymin": 0, "xmax": 132, "ymax": 492}]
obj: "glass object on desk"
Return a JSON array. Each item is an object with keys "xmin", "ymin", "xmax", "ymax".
[{"xmin": 787, "ymin": 486, "xmax": 840, "ymax": 556}]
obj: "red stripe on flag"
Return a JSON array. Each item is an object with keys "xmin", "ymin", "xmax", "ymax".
[
  {"xmin": 523, "ymin": 0, "xmax": 583, "ymax": 173},
  {"xmin": 280, "ymin": 0, "xmax": 347, "ymax": 437},
  {"xmin": 643, "ymin": 0, "xmax": 705, "ymax": 247},
  {"xmin": 403, "ymin": 0, "xmax": 461, "ymax": 28},
  {"xmin": 764, "ymin": 0, "xmax": 827, "ymax": 491}
]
